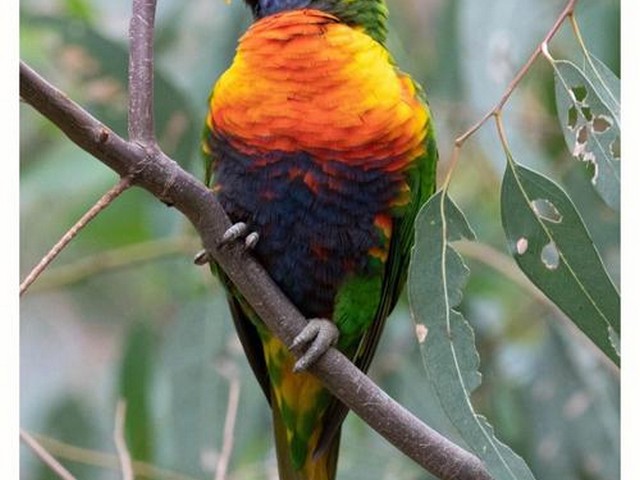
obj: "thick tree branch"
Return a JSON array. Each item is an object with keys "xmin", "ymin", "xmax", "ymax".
[
  {"xmin": 20, "ymin": 60, "xmax": 491, "ymax": 480},
  {"xmin": 128, "ymin": 0, "xmax": 157, "ymax": 143},
  {"xmin": 20, "ymin": 59, "xmax": 492, "ymax": 480},
  {"xmin": 19, "ymin": 3, "xmax": 493, "ymax": 477}
]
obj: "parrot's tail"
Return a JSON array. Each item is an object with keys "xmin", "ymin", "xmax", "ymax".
[{"xmin": 272, "ymin": 401, "xmax": 341, "ymax": 480}]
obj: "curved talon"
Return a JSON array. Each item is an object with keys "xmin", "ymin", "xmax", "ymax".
[
  {"xmin": 219, "ymin": 222, "xmax": 260, "ymax": 250},
  {"xmin": 220, "ymin": 222, "xmax": 249, "ymax": 246},
  {"xmin": 245, "ymin": 231, "xmax": 260, "ymax": 249},
  {"xmin": 292, "ymin": 319, "xmax": 339, "ymax": 372},
  {"xmin": 193, "ymin": 249, "xmax": 211, "ymax": 265}
]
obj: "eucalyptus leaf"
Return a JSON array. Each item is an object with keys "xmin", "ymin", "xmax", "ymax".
[
  {"xmin": 408, "ymin": 191, "xmax": 536, "ymax": 480},
  {"xmin": 21, "ymin": 12, "xmax": 198, "ymax": 164},
  {"xmin": 552, "ymin": 58, "xmax": 620, "ymax": 210},
  {"xmin": 524, "ymin": 325, "xmax": 619, "ymax": 480},
  {"xmin": 583, "ymin": 53, "xmax": 620, "ymax": 122},
  {"xmin": 500, "ymin": 160, "xmax": 619, "ymax": 364},
  {"xmin": 458, "ymin": 0, "xmax": 558, "ymax": 173},
  {"xmin": 154, "ymin": 297, "xmax": 243, "ymax": 476},
  {"xmin": 118, "ymin": 322, "xmax": 155, "ymax": 462}
]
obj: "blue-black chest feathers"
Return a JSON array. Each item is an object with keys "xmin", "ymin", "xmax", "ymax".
[{"xmin": 208, "ymin": 133, "xmax": 402, "ymax": 319}]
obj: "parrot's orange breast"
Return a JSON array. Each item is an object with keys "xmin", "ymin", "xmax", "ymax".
[{"xmin": 207, "ymin": 9, "xmax": 428, "ymax": 172}]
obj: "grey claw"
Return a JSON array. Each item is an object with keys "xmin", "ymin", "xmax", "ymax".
[
  {"xmin": 193, "ymin": 249, "xmax": 211, "ymax": 265},
  {"xmin": 292, "ymin": 319, "xmax": 339, "ymax": 372},
  {"xmin": 220, "ymin": 222, "xmax": 249, "ymax": 246},
  {"xmin": 245, "ymin": 232, "xmax": 260, "ymax": 250},
  {"xmin": 219, "ymin": 222, "xmax": 260, "ymax": 250}
]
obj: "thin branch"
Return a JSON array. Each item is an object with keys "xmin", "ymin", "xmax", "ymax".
[
  {"xmin": 215, "ymin": 365, "xmax": 241, "ymax": 480},
  {"xmin": 20, "ymin": 57, "xmax": 490, "ymax": 480},
  {"xmin": 20, "ymin": 176, "xmax": 132, "ymax": 296},
  {"xmin": 20, "ymin": 429, "xmax": 77, "ymax": 480},
  {"xmin": 128, "ymin": 0, "xmax": 157, "ymax": 143},
  {"xmin": 29, "ymin": 432, "xmax": 199, "ymax": 480},
  {"xmin": 443, "ymin": 0, "xmax": 578, "ymax": 189},
  {"xmin": 29, "ymin": 235, "xmax": 201, "ymax": 292},
  {"xmin": 114, "ymin": 400, "xmax": 134, "ymax": 480}
]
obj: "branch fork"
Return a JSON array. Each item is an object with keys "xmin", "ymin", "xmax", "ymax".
[{"xmin": 23, "ymin": 0, "xmax": 596, "ymax": 476}]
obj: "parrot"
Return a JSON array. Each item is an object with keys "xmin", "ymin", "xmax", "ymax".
[{"xmin": 201, "ymin": 0, "xmax": 438, "ymax": 478}]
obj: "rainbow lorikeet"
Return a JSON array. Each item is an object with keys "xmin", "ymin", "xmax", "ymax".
[{"xmin": 201, "ymin": 0, "xmax": 438, "ymax": 478}]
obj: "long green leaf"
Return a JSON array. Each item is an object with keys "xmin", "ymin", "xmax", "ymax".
[
  {"xmin": 500, "ymin": 160, "xmax": 619, "ymax": 364},
  {"xmin": 408, "ymin": 191, "xmax": 536, "ymax": 480},
  {"xmin": 552, "ymin": 58, "xmax": 620, "ymax": 210},
  {"xmin": 118, "ymin": 322, "xmax": 155, "ymax": 462},
  {"xmin": 524, "ymin": 325, "xmax": 620, "ymax": 480}
]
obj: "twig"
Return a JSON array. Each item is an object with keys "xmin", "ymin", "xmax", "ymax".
[
  {"xmin": 215, "ymin": 366, "xmax": 241, "ymax": 480},
  {"xmin": 443, "ymin": 0, "xmax": 578, "ymax": 189},
  {"xmin": 114, "ymin": 399, "xmax": 134, "ymax": 480},
  {"xmin": 128, "ymin": 0, "xmax": 157, "ymax": 143},
  {"xmin": 20, "ymin": 429, "xmax": 76, "ymax": 480},
  {"xmin": 29, "ymin": 432, "xmax": 199, "ymax": 480},
  {"xmin": 20, "ymin": 176, "xmax": 132, "ymax": 296},
  {"xmin": 29, "ymin": 235, "xmax": 201, "ymax": 292}
]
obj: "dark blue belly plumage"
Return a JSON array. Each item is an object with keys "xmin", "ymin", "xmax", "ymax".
[{"xmin": 209, "ymin": 134, "xmax": 401, "ymax": 319}]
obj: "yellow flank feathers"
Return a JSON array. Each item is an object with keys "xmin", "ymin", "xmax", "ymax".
[{"xmin": 262, "ymin": 332, "xmax": 330, "ymax": 476}]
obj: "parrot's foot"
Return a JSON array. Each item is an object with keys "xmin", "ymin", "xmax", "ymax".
[
  {"xmin": 291, "ymin": 319, "xmax": 339, "ymax": 372},
  {"xmin": 193, "ymin": 222, "xmax": 258, "ymax": 265},
  {"xmin": 193, "ymin": 249, "xmax": 211, "ymax": 265},
  {"xmin": 219, "ymin": 222, "xmax": 260, "ymax": 250}
]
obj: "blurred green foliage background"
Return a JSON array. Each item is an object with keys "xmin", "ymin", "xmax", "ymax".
[{"xmin": 20, "ymin": 0, "xmax": 620, "ymax": 478}]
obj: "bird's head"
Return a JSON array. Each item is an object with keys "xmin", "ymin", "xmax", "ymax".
[{"xmin": 242, "ymin": 0, "xmax": 388, "ymax": 43}]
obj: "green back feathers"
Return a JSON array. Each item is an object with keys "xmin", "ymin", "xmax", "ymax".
[
  {"xmin": 322, "ymin": 0, "xmax": 388, "ymax": 43},
  {"xmin": 243, "ymin": 0, "xmax": 389, "ymax": 43}
]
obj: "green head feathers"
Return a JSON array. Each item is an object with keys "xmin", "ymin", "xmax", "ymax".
[{"xmin": 243, "ymin": 0, "xmax": 388, "ymax": 42}]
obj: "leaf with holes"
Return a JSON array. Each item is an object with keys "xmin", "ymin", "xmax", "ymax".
[
  {"xmin": 584, "ymin": 53, "xmax": 620, "ymax": 123},
  {"xmin": 408, "ymin": 191, "xmax": 537, "ymax": 480},
  {"xmin": 501, "ymin": 160, "xmax": 619, "ymax": 365},
  {"xmin": 552, "ymin": 58, "xmax": 620, "ymax": 210}
]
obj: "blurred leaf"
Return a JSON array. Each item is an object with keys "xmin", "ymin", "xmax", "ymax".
[
  {"xmin": 118, "ymin": 322, "xmax": 155, "ymax": 462},
  {"xmin": 523, "ymin": 325, "xmax": 619, "ymax": 480},
  {"xmin": 21, "ymin": 12, "xmax": 198, "ymax": 164},
  {"xmin": 551, "ymin": 58, "xmax": 620, "ymax": 210},
  {"xmin": 458, "ymin": 0, "xmax": 561, "ymax": 173},
  {"xmin": 154, "ymin": 297, "xmax": 238, "ymax": 476},
  {"xmin": 63, "ymin": 0, "xmax": 96, "ymax": 22},
  {"xmin": 500, "ymin": 160, "xmax": 619, "ymax": 364},
  {"xmin": 408, "ymin": 191, "xmax": 536, "ymax": 480},
  {"xmin": 30, "ymin": 397, "xmax": 102, "ymax": 480}
]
